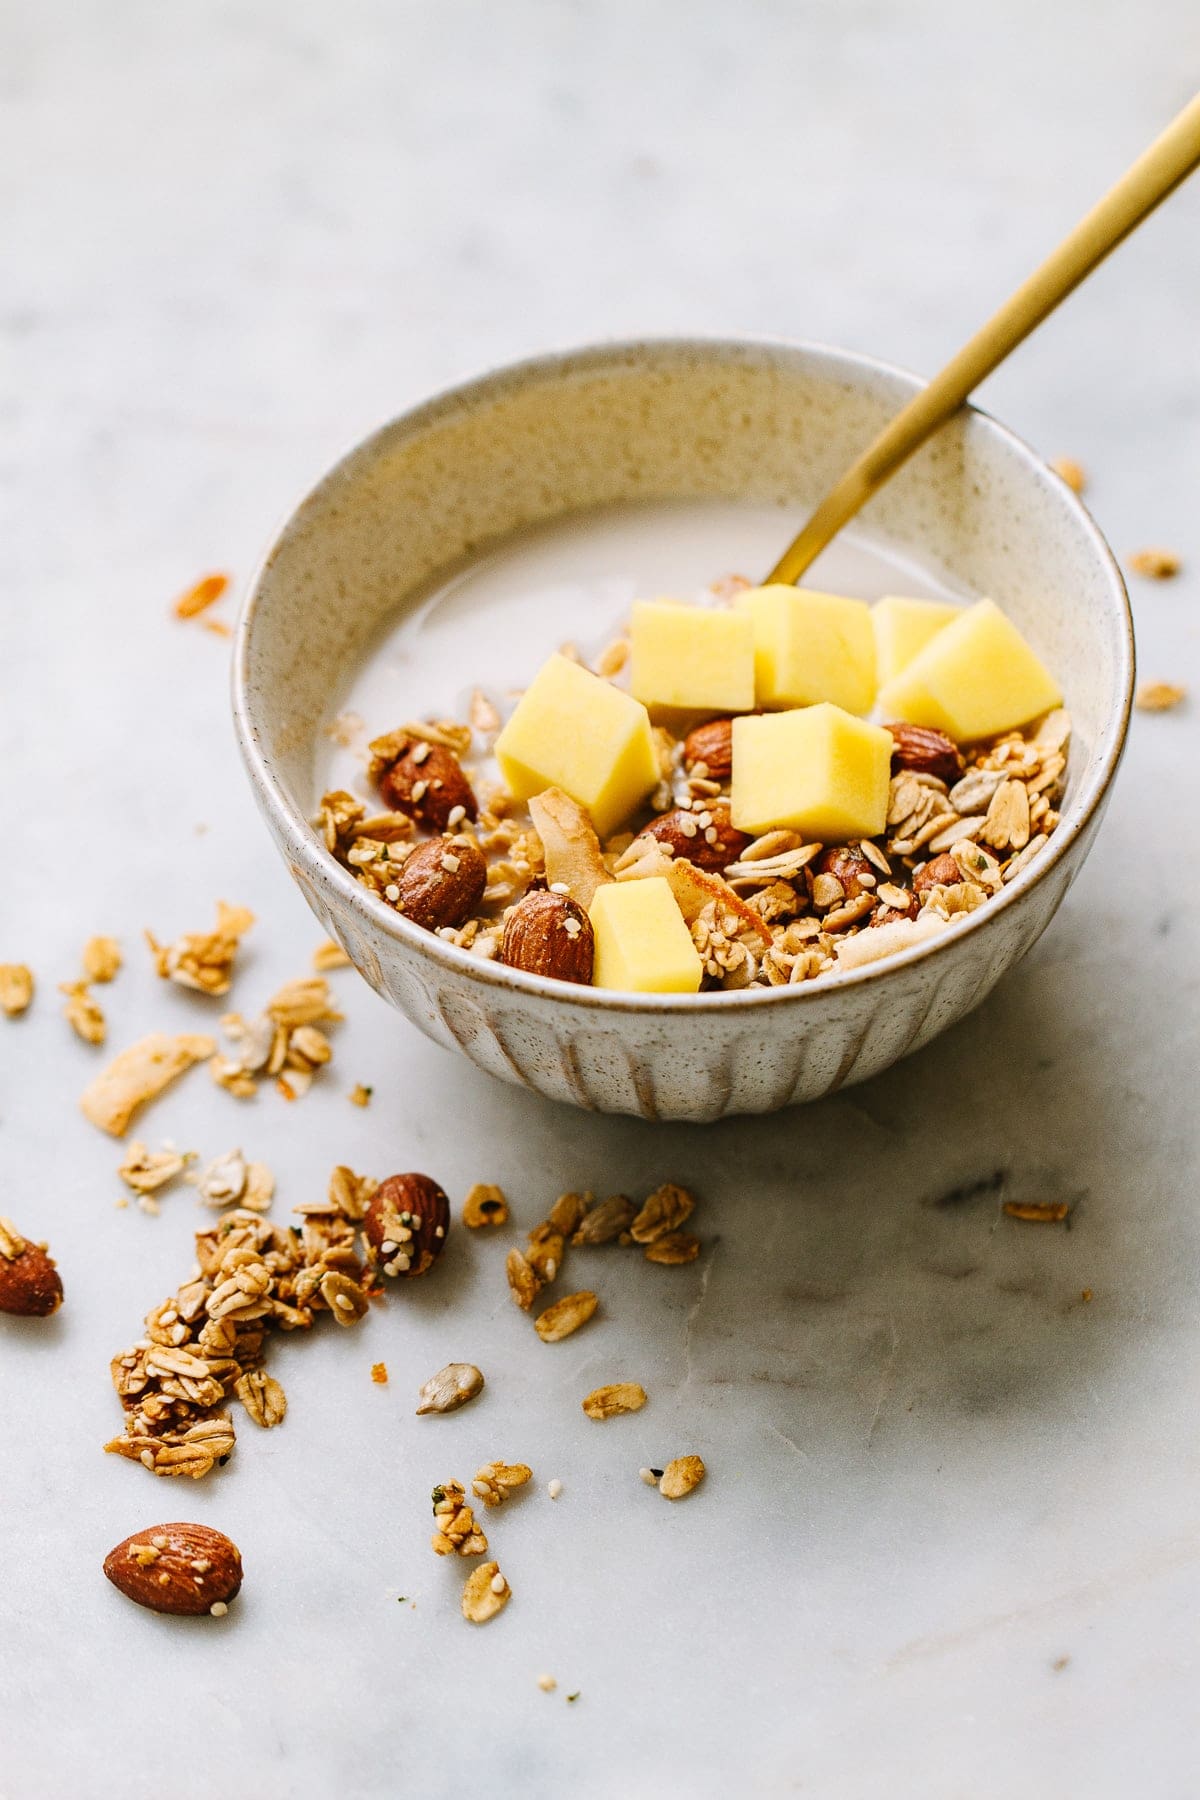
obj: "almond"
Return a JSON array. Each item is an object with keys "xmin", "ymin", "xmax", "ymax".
[
  {"xmin": 0, "ymin": 1218, "xmax": 63, "ymax": 1317},
  {"xmin": 394, "ymin": 837, "xmax": 486, "ymax": 931},
  {"xmin": 814, "ymin": 845, "xmax": 874, "ymax": 902},
  {"xmin": 640, "ymin": 804, "xmax": 749, "ymax": 874},
  {"xmin": 103, "ymin": 1522, "xmax": 242, "ymax": 1616},
  {"xmin": 885, "ymin": 723, "xmax": 964, "ymax": 783},
  {"xmin": 364, "ymin": 1172, "xmax": 451, "ymax": 1277},
  {"xmin": 682, "ymin": 717, "xmax": 734, "ymax": 781},
  {"xmin": 913, "ymin": 853, "xmax": 964, "ymax": 896},
  {"xmin": 500, "ymin": 890, "xmax": 594, "ymax": 984},
  {"xmin": 376, "ymin": 739, "xmax": 478, "ymax": 832}
]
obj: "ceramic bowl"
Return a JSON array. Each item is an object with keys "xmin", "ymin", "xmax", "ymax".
[{"xmin": 232, "ymin": 338, "xmax": 1133, "ymax": 1121}]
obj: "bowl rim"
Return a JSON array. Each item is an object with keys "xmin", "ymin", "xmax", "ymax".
[{"xmin": 232, "ymin": 332, "xmax": 1134, "ymax": 1016}]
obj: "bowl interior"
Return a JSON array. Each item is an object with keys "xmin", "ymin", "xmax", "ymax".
[{"xmin": 236, "ymin": 338, "xmax": 1132, "ymax": 983}]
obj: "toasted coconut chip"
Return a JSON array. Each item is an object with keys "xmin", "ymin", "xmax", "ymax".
[
  {"xmin": 665, "ymin": 861, "xmax": 773, "ymax": 946},
  {"xmin": 81, "ymin": 1033, "xmax": 216, "ymax": 1137},
  {"xmin": 528, "ymin": 788, "xmax": 612, "ymax": 909}
]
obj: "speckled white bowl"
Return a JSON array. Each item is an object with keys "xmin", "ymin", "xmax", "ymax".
[{"xmin": 233, "ymin": 338, "xmax": 1133, "ymax": 1120}]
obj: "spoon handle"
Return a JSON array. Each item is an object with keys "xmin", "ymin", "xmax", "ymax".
[{"xmin": 766, "ymin": 89, "xmax": 1200, "ymax": 586}]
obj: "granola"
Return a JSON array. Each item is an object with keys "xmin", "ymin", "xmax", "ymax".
[
  {"xmin": 210, "ymin": 975, "xmax": 342, "ymax": 1100},
  {"xmin": 118, "ymin": 1141, "xmax": 194, "ymax": 1197},
  {"xmin": 82, "ymin": 936, "xmax": 122, "ymax": 983},
  {"xmin": 316, "ymin": 676, "xmax": 1071, "ymax": 991},
  {"xmin": 0, "ymin": 964, "xmax": 34, "ymax": 1017},
  {"xmin": 582, "ymin": 1383, "xmax": 646, "ymax": 1420},
  {"xmin": 471, "ymin": 1461, "xmax": 533, "ymax": 1507},
  {"xmin": 60, "ymin": 980, "xmax": 106, "ymax": 1045},
  {"xmin": 462, "ymin": 1561, "xmax": 510, "ymax": 1623},
  {"xmin": 1135, "ymin": 681, "xmax": 1187, "ymax": 713},
  {"xmin": 431, "ymin": 1481, "xmax": 488, "ymax": 1556},
  {"xmin": 104, "ymin": 1166, "xmax": 371, "ymax": 1476},
  {"xmin": 146, "ymin": 901, "xmax": 255, "ymax": 997}
]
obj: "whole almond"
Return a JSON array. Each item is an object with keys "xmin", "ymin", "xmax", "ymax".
[
  {"xmin": 501, "ymin": 890, "xmax": 594, "ymax": 984},
  {"xmin": 641, "ymin": 805, "xmax": 749, "ymax": 874},
  {"xmin": 682, "ymin": 717, "xmax": 734, "ymax": 781},
  {"xmin": 394, "ymin": 838, "xmax": 486, "ymax": 932},
  {"xmin": 364, "ymin": 1172, "xmax": 451, "ymax": 1277},
  {"xmin": 885, "ymin": 723, "xmax": 964, "ymax": 783},
  {"xmin": 814, "ymin": 846, "xmax": 874, "ymax": 901},
  {"xmin": 0, "ymin": 1219, "xmax": 63, "ymax": 1317},
  {"xmin": 377, "ymin": 740, "xmax": 478, "ymax": 831},
  {"xmin": 103, "ymin": 1522, "xmax": 242, "ymax": 1616},
  {"xmin": 913, "ymin": 853, "xmax": 964, "ymax": 896}
]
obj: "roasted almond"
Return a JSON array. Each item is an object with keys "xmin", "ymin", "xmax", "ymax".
[
  {"xmin": 0, "ymin": 1218, "xmax": 63, "ymax": 1317},
  {"xmin": 682, "ymin": 717, "xmax": 734, "ymax": 781},
  {"xmin": 364, "ymin": 1172, "xmax": 451, "ymax": 1277},
  {"xmin": 500, "ymin": 890, "xmax": 594, "ymax": 984},
  {"xmin": 885, "ymin": 723, "xmax": 964, "ymax": 782},
  {"xmin": 814, "ymin": 845, "xmax": 874, "ymax": 902},
  {"xmin": 377, "ymin": 739, "xmax": 478, "ymax": 832},
  {"xmin": 640, "ymin": 805, "xmax": 749, "ymax": 874},
  {"xmin": 103, "ymin": 1522, "xmax": 242, "ymax": 1616},
  {"xmin": 913, "ymin": 853, "xmax": 964, "ymax": 896},
  {"xmin": 394, "ymin": 837, "xmax": 486, "ymax": 931}
]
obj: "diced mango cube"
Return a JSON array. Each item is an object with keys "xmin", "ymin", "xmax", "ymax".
[
  {"xmin": 876, "ymin": 599, "xmax": 1062, "ymax": 740},
  {"xmin": 495, "ymin": 653, "xmax": 658, "ymax": 838},
  {"xmin": 736, "ymin": 585, "xmax": 876, "ymax": 715},
  {"xmin": 730, "ymin": 703, "xmax": 893, "ymax": 840},
  {"xmin": 589, "ymin": 877, "xmax": 703, "ymax": 994},
  {"xmin": 872, "ymin": 595, "xmax": 961, "ymax": 684},
  {"xmin": 629, "ymin": 600, "xmax": 755, "ymax": 714}
]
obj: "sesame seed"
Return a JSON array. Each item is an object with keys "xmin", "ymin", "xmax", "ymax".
[
  {"xmin": 490, "ymin": 1572, "xmax": 507, "ymax": 1595},
  {"xmin": 679, "ymin": 814, "xmax": 699, "ymax": 836},
  {"xmin": 563, "ymin": 918, "xmax": 581, "ymax": 939},
  {"xmin": 411, "ymin": 779, "xmax": 429, "ymax": 802},
  {"xmin": 697, "ymin": 811, "xmax": 713, "ymax": 829},
  {"xmin": 446, "ymin": 804, "xmax": 466, "ymax": 828},
  {"xmin": 704, "ymin": 827, "xmax": 718, "ymax": 844},
  {"xmin": 151, "ymin": 1536, "xmax": 169, "ymax": 1549},
  {"xmin": 210, "ymin": 1601, "xmax": 228, "ymax": 1617},
  {"xmin": 549, "ymin": 881, "xmax": 570, "ymax": 894},
  {"xmin": 548, "ymin": 1478, "xmax": 563, "ymax": 1499},
  {"xmin": 638, "ymin": 1467, "xmax": 657, "ymax": 1486},
  {"xmin": 411, "ymin": 740, "xmax": 431, "ymax": 763},
  {"xmin": 538, "ymin": 1674, "xmax": 557, "ymax": 1692},
  {"xmin": 384, "ymin": 883, "xmax": 400, "ymax": 901}
]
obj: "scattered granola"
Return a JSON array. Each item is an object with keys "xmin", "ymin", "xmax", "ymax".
[
  {"xmin": 571, "ymin": 1194, "xmax": 635, "ymax": 1246},
  {"xmin": 348, "ymin": 1083, "xmax": 373, "ymax": 1107},
  {"xmin": 1002, "ymin": 1200, "xmax": 1071, "ymax": 1223},
  {"xmin": 82, "ymin": 936, "xmax": 122, "ymax": 984},
  {"xmin": 534, "ymin": 1291, "xmax": 598, "ymax": 1343},
  {"xmin": 643, "ymin": 1231, "xmax": 701, "ymax": 1266},
  {"xmin": 462, "ymin": 1561, "xmax": 510, "ymax": 1623},
  {"xmin": 211, "ymin": 976, "xmax": 342, "ymax": 1100},
  {"xmin": 658, "ymin": 1455, "xmax": 706, "ymax": 1500},
  {"xmin": 371, "ymin": 1361, "xmax": 389, "ymax": 1384},
  {"xmin": 104, "ymin": 1165, "xmax": 371, "ymax": 1476},
  {"xmin": 189, "ymin": 1149, "xmax": 275, "ymax": 1213},
  {"xmin": 81, "ymin": 1032, "xmax": 216, "ymax": 1137},
  {"xmin": 416, "ymin": 1363, "xmax": 484, "ymax": 1415},
  {"xmin": 506, "ymin": 1246, "xmax": 541, "ymax": 1311},
  {"xmin": 1127, "ymin": 547, "xmax": 1181, "ymax": 580},
  {"xmin": 538, "ymin": 1674, "xmax": 558, "ymax": 1693},
  {"xmin": 1135, "ymin": 681, "xmax": 1187, "ymax": 713},
  {"xmin": 173, "ymin": 572, "xmax": 230, "ymax": 619},
  {"xmin": 0, "ymin": 964, "xmax": 34, "ymax": 1017},
  {"xmin": 472, "ymin": 1462, "xmax": 533, "ymax": 1507},
  {"xmin": 146, "ymin": 901, "xmax": 255, "ymax": 997},
  {"xmin": 118, "ymin": 1141, "xmax": 194, "ymax": 1197},
  {"xmin": 312, "ymin": 938, "xmax": 352, "ymax": 972},
  {"xmin": 582, "ymin": 1383, "xmax": 646, "ymax": 1420},
  {"xmin": 463, "ymin": 1183, "xmax": 508, "ymax": 1228},
  {"xmin": 60, "ymin": 980, "xmax": 106, "ymax": 1045},
  {"xmin": 1049, "ymin": 457, "xmax": 1088, "ymax": 495},
  {"xmin": 431, "ymin": 1481, "xmax": 488, "ymax": 1556},
  {"xmin": 629, "ymin": 1183, "xmax": 695, "ymax": 1244}
]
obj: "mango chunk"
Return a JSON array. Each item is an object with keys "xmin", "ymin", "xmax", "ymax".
[
  {"xmin": 730, "ymin": 703, "xmax": 893, "ymax": 840},
  {"xmin": 872, "ymin": 595, "xmax": 961, "ymax": 684},
  {"xmin": 589, "ymin": 877, "xmax": 703, "ymax": 994},
  {"xmin": 876, "ymin": 599, "xmax": 1062, "ymax": 741},
  {"xmin": 630, "ymin": 600, "xmax": 755, "ymax": 714},
  {"xmin": 736, "ymin": 585, "xmax": 876, "ymax": 715},
  {"xmin": 495, "ymin": 653, "xmax": 658, "ymax": 838}
]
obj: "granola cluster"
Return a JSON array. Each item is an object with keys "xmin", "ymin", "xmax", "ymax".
[
  {"xmin": 105, "ymin": 1165, "xmax": 374, "ymax": 1478},
  {"xmin": 315, "ymin": 652, "xmax": 1070, "ymax": 991}
]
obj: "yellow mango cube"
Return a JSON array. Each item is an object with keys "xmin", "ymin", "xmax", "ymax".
[
  {"xmin": 629, "ymin": 600, "xmax": 755, "ymax": 714},
  {"xmin": 877, "ymin": 599, "xmax": 1062, "ymax": 740},
  {"xmin": 730, "ymin": 703, "xmax": 893, "ymax": 840},
  {"xmin": 872, "ymin": 595, "xmax": 961, "ymax": 684},
  {"xmin": 736, "ymin": 585, "xmax": 876, "ymax": 715},
  {"xmin": 495, "ymin": 653, "xmax": 658, "ymax": 838},
  {"xmin": 589, "ymin": 877, "xmax": 703, "ymax": 994}
]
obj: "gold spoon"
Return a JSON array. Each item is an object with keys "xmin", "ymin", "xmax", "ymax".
[{"xmin": 766, "ymin": 89, "xmax": 1200, "ymax": 586}]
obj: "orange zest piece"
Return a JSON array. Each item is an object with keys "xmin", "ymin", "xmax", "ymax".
[{"xmin": 174, "ymin": 573, "xmax": 230, "ymax": 620}]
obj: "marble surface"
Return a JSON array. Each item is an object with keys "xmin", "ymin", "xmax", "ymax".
[{"xmin": 2, "ymin": 4, "xmax": 1199, "ymax": 1795}]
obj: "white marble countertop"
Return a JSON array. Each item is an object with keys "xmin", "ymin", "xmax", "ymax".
[{"xmin": 2, "ymin": 5, "xmax": 1198, "ymax": 1795}]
